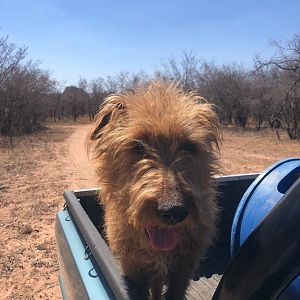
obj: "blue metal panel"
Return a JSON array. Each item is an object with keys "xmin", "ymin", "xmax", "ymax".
[
  {"xmin": 231, "ymin": 158, "xmax": 300, "ymax": 253},
  {"xmin": 56, "ymin": 210, "xmax": 114, "ymax": 300},
  {"xmin": 231, "ymin": 158, "xmax": 300, "ymax": 299}
]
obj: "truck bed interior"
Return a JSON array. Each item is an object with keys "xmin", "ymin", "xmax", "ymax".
[{"xmin": 58, "ymin": 175, "xmax": 257, "ymax": 299}]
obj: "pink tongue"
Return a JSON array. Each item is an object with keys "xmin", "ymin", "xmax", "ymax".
[{"xmin": 145, "ymin": 225, "xmax": 180, "ymax": 251}]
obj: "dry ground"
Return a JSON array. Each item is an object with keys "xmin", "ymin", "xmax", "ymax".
[
  {"xmin": 0, "ymin": 123, "xmax": 94, "ymax": 300},
  {"xmin": 0, "ymin": 123, "xmax": 299, "ymax": 300},
  {"xmin": 220, "ymin": 127, "xmax": 300, "ymax": 174}
]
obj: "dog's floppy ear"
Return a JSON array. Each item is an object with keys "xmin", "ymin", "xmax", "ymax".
[
  {"xmin": 199, "ymin": 103, "xmax": 221, "ymax": 152},
  {"xmin": 192, "ymin": 95, "xmax": 221, "ymax": 151},
  {"xmin": 89, "ymin": 95, "xmax": 126, "ymax": 141}
]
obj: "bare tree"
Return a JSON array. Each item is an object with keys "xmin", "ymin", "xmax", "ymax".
[
  {"xmin": 198, "ymin": 63, "xmax": 251, "ymax": 127},
  {"xmin": 0, "ymin": 59, "xmax": 58, "ymax": 143},
  {"xmin": 256, "ymin": 34, "xmax": 300, "ymax": 139},
  {"xmin": 89, "ymin": 77, "xmax": 108, "ymax": 119},
  {"xmin": 43, "ymin": 80, "xmax": 64, "ymax": 122},
  {"xmin": 0, "ymin": 36, "xmax": 27, "ymax": 142},
  {"xmin": 249, "ymin": 67, "xmax": 281, "ymax": 130},
  {"xmin": 0, "ymin": 36, "xmax": 27, "ymax": 87},
  {"xmin": 161, "ymin": 50, "xmax": 199, "ymax": 91}
]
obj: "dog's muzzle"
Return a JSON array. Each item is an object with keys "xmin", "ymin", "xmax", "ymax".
[{"xmin": 157, "ymin": 203, "xmax": 188, "ymax": 225}]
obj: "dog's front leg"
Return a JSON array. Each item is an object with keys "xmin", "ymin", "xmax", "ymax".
[
  {"xmin": 124, "ymin": 274, "xmax": 150, "ymax": 300},
  {"xmin": 164, "ymin": 270, "xmax": 191, "ymax": 300},
  {"xmin": 150, "ymin": 275, "xmax": 164, "ymax": 300},
  {"xmin": 122, "ymin": 260, "xmax": 153, "ymax": 300}
]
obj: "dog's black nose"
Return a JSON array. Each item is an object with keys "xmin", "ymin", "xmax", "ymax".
[{"xmin": 157, "ymin": 205, "xmax": 188, "ymax": 225}]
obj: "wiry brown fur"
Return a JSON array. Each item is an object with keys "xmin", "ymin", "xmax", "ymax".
[{"xmin": 87, "ymin": 82, "xmax": 221, "ymax": 300}]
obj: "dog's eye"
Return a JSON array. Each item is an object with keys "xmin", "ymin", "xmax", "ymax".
[
  {"xmin": 133, "ymin": 141, "xmax": 147, "ymax": 155},
  {"xmin": 180, "ymin": 141, "xmax": 196, "ymax": 154}
]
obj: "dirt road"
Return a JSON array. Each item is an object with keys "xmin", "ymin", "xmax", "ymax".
[{"xmin": 68, "ymin": 124, "xmax": 97, "ymax": 188}]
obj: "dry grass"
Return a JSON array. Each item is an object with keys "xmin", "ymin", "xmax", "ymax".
[
  {"xmin": 221, "ymin": 127, "xmax": 300, "ymax": 175},
  {"xmin": 0, "ymin": 124, "xmax": 91, "ymax": 300},
  {"xmin": 0, "ymin": 123, "xmax": 299, "ymax": 299}
]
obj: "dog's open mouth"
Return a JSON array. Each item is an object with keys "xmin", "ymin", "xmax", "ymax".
[{"xmin": 145, "ymin": 225, "xmax": 180, "ymax": 251}]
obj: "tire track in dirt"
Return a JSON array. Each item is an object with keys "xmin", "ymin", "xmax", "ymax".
[{"xmin": 68, "ymin": 124, "xmax": 97, "ymax": 188}]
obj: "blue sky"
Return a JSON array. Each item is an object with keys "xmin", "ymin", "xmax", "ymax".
[{"xmin": 1, "ymin": 0, "xmax": 299, "ymax": 85}]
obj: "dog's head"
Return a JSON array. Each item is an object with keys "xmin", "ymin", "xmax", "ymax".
[{"xmin": 87, "ymin": 82, "xmax": 221, "ymax": 252}]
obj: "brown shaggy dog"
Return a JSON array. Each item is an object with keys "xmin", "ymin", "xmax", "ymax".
[{"xmin": 87, "ymin": 82, "xmax": 221, "ymax": 300}]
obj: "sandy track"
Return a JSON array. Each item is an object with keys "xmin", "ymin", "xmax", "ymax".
[{"xmin": 68, "ymin": 124, "xmax": 97, "ymax": 187}]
